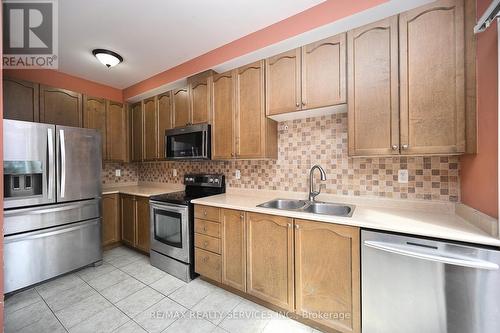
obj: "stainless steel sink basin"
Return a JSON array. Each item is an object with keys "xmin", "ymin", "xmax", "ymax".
[
  {"xmin": 302, "ymin": 202, "xmax": 354, "ymax": 217},
  {"xmin": 257, "ymin": 199, "xmax": 355, "ymax": 217},
  {"xmin": 257, "ymin": 199, "xmax": 308, "ymax": 210}
]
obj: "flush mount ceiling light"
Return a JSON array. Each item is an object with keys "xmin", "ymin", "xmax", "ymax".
[{"xmin": 92, "ymin": 49, "xmax": 123, "ymax": 68}]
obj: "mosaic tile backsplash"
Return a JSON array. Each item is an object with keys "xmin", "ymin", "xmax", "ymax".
[{"xmin": 103, "ymin": 113, "xmax": 460, "ymax": 202}]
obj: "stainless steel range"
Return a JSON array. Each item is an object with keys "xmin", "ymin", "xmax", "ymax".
[{"xmin": 149, "ymin": 174, "xmax": 225, "ymax": 282}]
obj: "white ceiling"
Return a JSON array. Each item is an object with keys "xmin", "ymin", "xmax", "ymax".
[{"xmin": 58, "ymin": 0, "xmax": 325, "ymax": 89}]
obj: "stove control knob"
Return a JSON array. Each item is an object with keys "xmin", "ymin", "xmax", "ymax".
[
  {"xmin": 208, "ymin": 178, "xmax": 214, "ymax": 183},
  {"xmin": 214, "ymin": 178, "xmax": 219, "ymax": 183}
]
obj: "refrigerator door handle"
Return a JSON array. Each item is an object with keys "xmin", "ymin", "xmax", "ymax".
[
  {"xmin": 364, "ymin": 240, "xmax": 500, "ymax": 270},
  {"xmin": 59, "ymin": 129, "xmax": 66, "ymax": 198},
  {"xmin": 47, "ymin": 128, "xmax": 55, "ymax": 199}
]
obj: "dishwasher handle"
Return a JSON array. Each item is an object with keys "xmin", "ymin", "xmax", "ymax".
[{"xmin": 364, "ymin": 240, "xmax": 499, "ymax": 270}]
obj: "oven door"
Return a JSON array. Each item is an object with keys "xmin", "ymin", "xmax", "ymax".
[
  {"xmin": 150, "ymin": 201, "xmax": 190, "ymax": 263},
  {"xmin": 165, "ymin": 124, "xmax": 210, "ymax": 160}
]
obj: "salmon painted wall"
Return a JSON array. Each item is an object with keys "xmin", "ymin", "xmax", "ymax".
[
  {"xmin": 123, "ymin": 0, "xmax": 387, "ymax": 99},
  {"xmin": 3, "ymin": 69, "xmax": 123, "ymax": 102},
  {"xmin": 460, "ymin": 0, "xmax": 499, "ymax": 218}
]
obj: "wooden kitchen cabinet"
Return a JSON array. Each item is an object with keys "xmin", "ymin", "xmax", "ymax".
[
  {"xmin": 221, "ymin": 209, "xmax": 246, "ymax": 292},
  {"xmin": 347, "ymin": 16, "xmax": 400, "ymax": 156},
  {"xmin": 189, "ymin": 77, "xmax": 211, "ymax": 124},
  {"xmin": 83, "ymin": 96, "xmax": 107, "ymax": 158},
  {"xmin": 246, "ymin": 212, "xmax": 294, "ymax": 311},
  {"xmin": 294, "ymin": 219, "xmax": 360, "ymax": 333},
  {"xmin": 120, "ymin": 194, "xmax": 136, "ymax": 247},
  {"xmin": 172, "ymin": 87, "xmax": 190, "ymax": 128},
  {"xmin": 265, "ymin": 48, "xmax": 301, "ymax": 116},
  {"xmin": 39, "ymin": 85, "xmax": 83, "ymax": 127},
  {"xmin": 106, "ymin": 100, "xmax": 128, "ymax": 162},
  {"xmin": 399, "ymin": 0, "xmax": 465, "ymax": 155},
  {"xmin": 235, "ymin": 61, "xmax": 277, "ymax": 159},
  {"xmin": 3, "ymin": 77, "xmax": 39, "ymax": 122},
  {"xmin": 302, "ymin": 34, "xmax": 346, "ymax": 109},
  {"xmin": 265, "ymin": 34, "xmax": 346, "ymax": 116},
  {"xmin": 143, "ymin": 97, "xmax": 158, "ymax": 161},
  {"xmin": 135, "ymin": 196, "xmax": 150, "ymax": 252},
  {"xmin": 102, "ymin": 194, "xmax": 120, "ymax": 247},
  {"xmin": 157, "ymin": 91, "xmax": 173, "ymax": 159},
  {"xmin": 211, "ymin": 71, "xmax": 235, "ymax": 159},
  {"xmin": 131, "ymin": 102, "xmax": 144, "ymax": 162},
  {"xmin": 194, "ymin": 204, "xmax": 222, "ymax": 282}
]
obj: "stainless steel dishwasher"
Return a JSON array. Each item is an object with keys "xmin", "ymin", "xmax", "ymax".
[{"xmin": 361, "ymin": 230, "xmax": 500, "ymax": 333}]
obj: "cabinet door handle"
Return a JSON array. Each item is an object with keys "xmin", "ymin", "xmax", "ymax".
[
  {"xmin": 203, "ymin": 226, "xmax": 207, "ymax": 232},
  {"xmin": 295, "ymin": 224, "xmax": 300, "ymax": 230},
  {"xmin": 203, "ymin": 241, "xmax": 208, "ymax": 247},
  {"xmin": 402, "ymin": 144, "xmax": 409, "ymax": 150},
  {"xmin": 392, "ymin": 145, "xmax": 399, "ymax": 150},
  {"xmin": 302, "ymin": 101, "xmax": 306, "ymax": 106},
  {"xmin": 295, "ymin": 102, "xmax": 300, "ymax": 108},
  {"xmin": 287, "ymin": 223, "xmax": 292, "ymax": 228},
  {"xmin": 240, "ymin": 214, "xmax": 244, "ymax": 220},
  {"xmin": 203, "ymin": 210, "xmax": 207, "ymax": 216}
]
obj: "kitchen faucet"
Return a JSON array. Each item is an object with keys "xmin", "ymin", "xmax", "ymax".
[{"xmin": 309, "ymin": 165, "xmax": 327, "ymax": 202}]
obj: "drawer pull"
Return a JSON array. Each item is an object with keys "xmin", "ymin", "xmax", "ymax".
[
  {"xmin": 203, "ymin": 226, "xmax": 207, "ymax": 232},
  {"xmin": 203, "ymin": 210, "xmax": 207, "ymax": 216},
  {"xmin": 203, "ymin": 241, "xmax": 208, "ymax": 247},
  {"xmin": 202, "ymin": 256, "xmax": 209, "ymax": 263}
]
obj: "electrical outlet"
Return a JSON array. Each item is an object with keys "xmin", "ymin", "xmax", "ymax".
[
  {"xmin": 172, "ymin": 169, "xmax": 177, "ymax": 177},
  {"xmin": 115, "ymin": 169, "xmax": 121, "ymax": 177},
  {"xmin": 235, "ymin": 169, "xmax": 241, "ymax": 180},
  {"xmin": 398, "ymin": 169, "xmax": 409, "ymax": 183}
]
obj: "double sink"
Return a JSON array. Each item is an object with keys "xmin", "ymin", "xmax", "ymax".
[{"xmin": 257, "ymin": 199, "xmax": 355, "ymax": 217}]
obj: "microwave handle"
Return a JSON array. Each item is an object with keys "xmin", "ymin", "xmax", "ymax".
[{"xmin": 202, "ymin": 130, "xmax": 206, "ymax": 157}]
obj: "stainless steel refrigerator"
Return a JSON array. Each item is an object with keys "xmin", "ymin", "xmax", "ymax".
[{"xmin": 3, "ymin": 119, "xmax": 103, "ymax": 293}]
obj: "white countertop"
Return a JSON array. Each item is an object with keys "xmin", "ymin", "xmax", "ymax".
[
  {"xmin": 102, "ymin": 182, "xmax": 184, "ymax": 197},
  {"xmin": 191, "ymin": 189, "xmax": 500, "ymax": 247}
]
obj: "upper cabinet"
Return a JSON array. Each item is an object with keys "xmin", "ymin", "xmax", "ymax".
[
  {"xmin": 189, "ymin": 76, "xmax": 211, "ymax": 124},
  {"xmin": 172, "ymin": 87, "xmax": 190, "ymax": 128},
  {"xmin": 348, "ymin": 0, "xmax": 468, "ymax": 156},
  {"xmin": 211, "ymin": 71, "xmax": 235, "ymax": 160},
  {"xmin": 157, "ymin": 91, "xmax": 173, "ymax": 159},
  {"xmin": 399, "ymin": 0, "xmax": 465, "ymax": 155},
  {"xmin": 131, "ymin": 102, "xmax": 144, "ymax": 162},
  {"xmin": 143, "ymin": 97, "xmax": 158, "ymax": 161},
  {"xmin": 348, "ymin": 16, "xmax": 399, "ymax": 156},
  {"xmin": 3, "ymin": 77, "xmax": 39, "ymax": 122},
  {"xmin": 39, "ymin": 85, "xmax": 83, "ymax": 127},
  {"xmin": 265, "ymin": 33, "xmax": 347, "ymax": 117},
  {"xmin": 83, "ymin": 96, "xmax": 107, "ymax": 158}
]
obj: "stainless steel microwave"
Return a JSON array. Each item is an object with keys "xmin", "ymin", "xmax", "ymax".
[{"xmin": 165, "ymin": 124, "xmax": 211, "ymax": 160}]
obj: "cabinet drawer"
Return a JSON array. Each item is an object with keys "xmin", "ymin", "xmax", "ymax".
[
  {"xmin": 195, "ymin": 219, "xmax": 221, "ymax": 238},
  {"xmin": 195, "ymin": 233, "xmax": 221, "ymax": 254},
  {"xmin": 195, "ymin": 248, "xmax": 221, "ymax": 282},
  {"xmin": 195, "ymin": 205, "xmax": 220, "ymax": 222}
]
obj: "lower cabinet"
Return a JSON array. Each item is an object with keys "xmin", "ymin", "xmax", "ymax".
[
  {"xmin": 294, "ymin": 219, "xmax": 360, "ymax": 333},
  {"xmin": 246, "ymin": 212, "xmax": 295, "ymax": 311},
  {"xmin": 102, "ymin": 194, "xmax": 120, "ymax": 247},
  {"xmin": 194, "ymin": 205, "xmax": 361, "ymax": 333},
  {"xmin": 120, "ymin": 194, "xmax": 150, "ymax": 252}
]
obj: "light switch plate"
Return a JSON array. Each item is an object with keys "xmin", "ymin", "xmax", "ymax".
[
  {"xmin": 115, "ymin": 169, "xmax": 121, "ymax": 177},
  {"xmin": 235, "ymin": 169, "xmax": 241, "ymax": 180},
  {"xmin": 398, "ymin": 169, "xmax": 409, "ymax": 183}
]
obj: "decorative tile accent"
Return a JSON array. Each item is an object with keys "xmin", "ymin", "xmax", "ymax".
[
  {"xmin": 103, "ymin": 113, "xmax": 460, "ymax": 202},
  {"xmin": 102, "ymin": 162, "xmax": 139, "ymax": 184}
]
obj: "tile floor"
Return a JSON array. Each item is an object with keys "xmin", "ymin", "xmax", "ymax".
[{"xmin": 4, "ymin": 246, "xmax": 320, "ymax": 333}]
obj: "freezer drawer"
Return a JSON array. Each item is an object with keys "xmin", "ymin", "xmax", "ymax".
[
  {"xmin": 4, "ymin": 198, "xmax": 101, "ymax": 235},
  {"xmin": 4, "ymin": 219, "xmax": 102, "ymax": 293},
  {"xmin": 362, "ymin": 230, "xmax": 500, "ymax": 333}
]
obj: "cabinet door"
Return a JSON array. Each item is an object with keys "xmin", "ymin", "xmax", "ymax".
[
  {"xmin": 190, "ymin": 78, "xmax": 210, "ymax": 124},
  {"xmin": 143, "ymin": 97, "xmax": 158, "ymax": 161},
  {"xmin": 39, "ymin": 85, "xmax": 82, "ymax": 127},
  {"xmin": 3, "ymin": 77, "xmax": 39, "ymax": 121},
  {"xmin": 106, "ymin": 101, "xmax": 127, "ymax": 162},
  {"xmin": 221, "ymin": 209, "xmax": 246, "ymax": 292},
  {"xmin": 265, "ymin": 48, "xmax": 301, "ymax": 116},
  {"xmin": 302, "ymin": 33, "xmax": 346, "ymax": 109},
  {"xmin": 399, "ymin": 0, "xmax": 465, "ymax": 154},
  {"xmin": 295, "ymin": 220, "xmax": 360, "ymax": 333},
  {"xmin": 83, "ymin": 96, "xmax": 107, "ymax": 159},
  {"xmin": 157, "ymin": 92, "xmax": 172, "ymax": 159},
  {"xmin": 211, "ymin": 72, "xmax": 235, "ymax": 159},
  {"xmin": 135, "ymin": 196, "xmax": 150, "ymax": 253},
  {"xmin": 131, "ymin": 102, "xmax": 143, "ymax": 162},
  {"xmin": 121, "ymin": 195, "xmax": 135, "ymax": 247},
  {"xmin": 102, "ymin": 194, "xmax": 120, "ymax": 246},
  {"xmin": 173, "ymin": 87, "xmax": 190, "ymax": 128},
  {"xmin": 347, "ymin": 16, "xmax": 400, "ymax": 156},
  {"xmin": 246, "ymin": 212, "xmax": 294, "ymax": 311},
  {"xmin": 235, "ymin": 61, "xmax": 266, "ymax": 159}
]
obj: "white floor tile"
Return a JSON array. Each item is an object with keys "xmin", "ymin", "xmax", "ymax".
[
  {"xmin": 133, "ymin": 297, "xmax": 188, "ymax": 333},
  {"xmin": 4, "ymin": 288, "xmax": 42, "ymax": 315},
  {"xmin": 192, "ymin": 288, "xmax": 243, "ymax": 325},
  {"xmin": 69, "ymin": 306, "xmax": 129, "ymax": 333},
  {"xmin": 44, "ymin": 282, "xmax": 97, "ymax": 312},
  {"xmin": 16, "ymin": 311, "xmax": 66, "ymax": 333},
  {"xmin": 86, "ymin": 269, "xmax": 129, "ymax": 291},
  {"xmin": 219, "ymin": 300, "xmax": 276, "ymax": 333},
  {"xmin": 35, "ymin": 274, "xmax": 85, "ymax": 300},
  {"xmin": 120, "ymin": 260, "xmax": 166, "ymax": 285},
  {"xmin": 262, "ymin": 316, "xmax": 314, "ymax": 333},
  {"xmin": 149, "ymin": 274, "xmax": 186, "ymax": 296},
  {"xmin": 162, "ymin": 311, "xmax": 216, "ymax": 333},
  {"xmin": 55, "ymin": 292, "xmax": 111, "ymax": 329},
  {"xmin": 99, "ymin": 276, "xmax": 146, "ymax": 303},
  {"xmin": 76, "ymin": 262, "xmax": 116, "ymax": 282},
  {"xmin": 4, "ymin": 300, "xmax": 53, "ymax": 333},
  {"xmin": 168, "ymin": 278, "xmax": 217, "ymax": 309},
  {"xmin": 115, "ymin": 286, "xmax": 164, "ymax": 318},
  {"xmin": 111, "ymin": 320, "xmax": 148, "ymax": 333}
]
